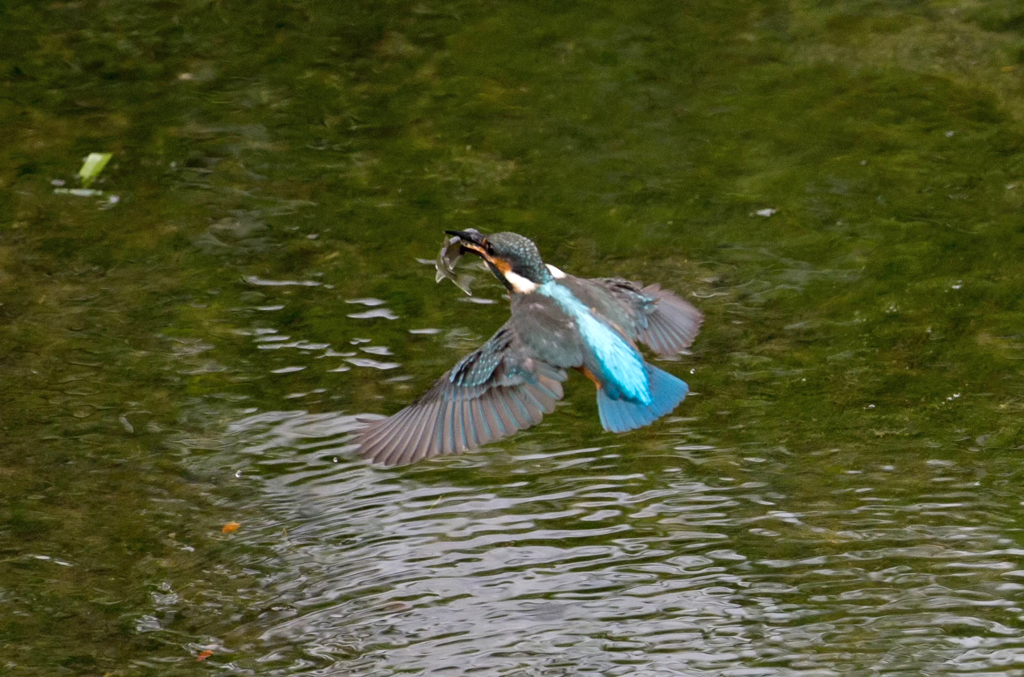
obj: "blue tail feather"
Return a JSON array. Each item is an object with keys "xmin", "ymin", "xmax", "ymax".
[{"xmin": 596, "ymin": 365, "xmax": 689, "ymax": 433}]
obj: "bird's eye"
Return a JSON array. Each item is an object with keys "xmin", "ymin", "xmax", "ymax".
[{"xmin": 484, "ymin": 242, "xmax": 495, "ymax": 255}]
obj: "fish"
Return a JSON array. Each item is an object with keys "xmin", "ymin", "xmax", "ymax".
[{"xmin": 434, "ymin": 229, "xmax": 479, "ymax": 296}]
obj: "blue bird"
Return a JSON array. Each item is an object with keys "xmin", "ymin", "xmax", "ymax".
[{"xmin": 356, "ymin": 231, "xmax": 703, "ymax": 465}]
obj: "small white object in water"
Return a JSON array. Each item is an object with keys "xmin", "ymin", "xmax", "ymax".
[
  {"xmin": 345, "ymin": 297, "xmax": 386, "ymax": 307},
  {"xmin": 54, "ymin": 188, "xmax": 103, "ymax": 197},
  {"xmin": 755, "ymin": 208, "xmax": 777, "ymax": 217},
  {"xmin": 347, "ymin": 308, "xmax": 398, "ymax": 320}
]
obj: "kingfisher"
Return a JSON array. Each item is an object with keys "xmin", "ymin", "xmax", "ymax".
[{"xmin": 356, "ymin": 231, "xmax": 703, "ymax": 465}]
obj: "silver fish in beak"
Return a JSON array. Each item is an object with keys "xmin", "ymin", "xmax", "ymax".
[{"xmin": 435, "ymin": 229, "xmax": 480, "ymax": 296}]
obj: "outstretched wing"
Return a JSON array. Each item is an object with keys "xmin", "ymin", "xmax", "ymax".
[
  {"xmin": 628, "ymin": 282, "xmax": 703, "ymax": 356},
  {"xmin": 356, "ymin": 325, "xmax": 568, "ymax": 466},
  {"xmin": 563, "ymin": 277, "xmax": 703, "ymax": 357}
]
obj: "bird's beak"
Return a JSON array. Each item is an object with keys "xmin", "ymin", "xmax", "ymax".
[
  {"xmin": 444, "ymin": 229, "xmax": 513, "ymax": 276},
  {"xmin": 444, "ymin": 229, "xmax": 488, "ymax": 257}
]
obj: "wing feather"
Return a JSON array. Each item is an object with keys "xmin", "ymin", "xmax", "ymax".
[
  {"xmin": 400, "ymin": 399, "xmax": 435, "ymax": 466},
  {"xmin": 394, "ymin": 406, "xmax": 427, "ymax": 466},
  {"xmin": 519, "ymin": 383, "xmax": 550, "ymax": 418},
  {"xmin": 488, "ymin": 392, "xmax": 513, "ymax": 436},
  {"xmin": 376, "ymin": 407, "xmax": 416, "ymax": 466},
  {"xmin": 563, "ymin": 276, "xmax": 702, "ymax": 357},
  {"xmin": 356, "ymin": 321, "xmax": 569, "ymax": 465},
  {"xmin": 637, "ymin": 284, "xmax": 703, "ymax": 356},
  {"xmin": 440, "ymin": 399, "xmax": 455, "ymax": 456},
  {"xmin": 409, "ymin": 400, "xmax": 440, "ymax": 464},
  {"xmin": 503, "ymin": 388, "xmax": 532, "ymax": 428},
  {"xmin": 458, "ymin": 399, "xmax": 473, "ymax": 451},
  {"xmin": 481, "ymin": 397, "xmax": 502, "ymax": 439}
]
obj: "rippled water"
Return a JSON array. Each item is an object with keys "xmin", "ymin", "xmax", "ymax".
[
  {"xmin": 202, "ymin": 406, "xmax": 1024, "ymax": 675},
  {"xmin": 4, "ymin": 0, "xmax": 1024, "ymax": 674},
  {"xmin": 186, "ymin": 280, "xmax": 1024, "ymax": 673}
]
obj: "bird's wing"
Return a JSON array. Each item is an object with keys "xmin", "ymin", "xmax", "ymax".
[
  {"xmin": 356, "ymin": 323, "xmax": 571, "ymax": 466},
  {"xmin": 629, "ymin": 282, "xmax": 703, "ymax": 357},
  {"xmin": 565, "ymin": 276, "xmax": 703, "ymax": 358}
]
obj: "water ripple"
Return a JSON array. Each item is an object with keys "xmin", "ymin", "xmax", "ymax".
[{"xmin": 201, "ymin": 414, "xmax": 1024, "ymax": 675}]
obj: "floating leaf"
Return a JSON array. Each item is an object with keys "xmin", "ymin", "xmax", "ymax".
[
  {"xmin": 196, "ymin": 649, "xmax": 214, "ymax": 662},
  {"xmin": 221, "ymin": 521, "xmax": 240, "ymax": 533},
  {"xmin": 78, "ymin": 152, "xmax": 112, "ymax": 187}
]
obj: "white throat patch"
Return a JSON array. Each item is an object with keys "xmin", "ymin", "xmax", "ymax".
[
  {"xmin": 546, "ymin": 264, "xmax": 567, "ymax": 279},
  {"xmin": 504, "ymin": 270, "xmax": 539, "ymax": 294}
]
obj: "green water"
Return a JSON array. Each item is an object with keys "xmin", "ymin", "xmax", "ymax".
[{"xmin": 3, "ymin": 0, "xmax": 1024, "ymax": 674}]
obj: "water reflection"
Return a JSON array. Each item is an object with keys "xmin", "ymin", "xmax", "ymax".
[
  {"xmin": 203, "ymin": 410, "xmax": 1024, "ymax": 674},
  {"xmin": 347, "ymin": 308, "xmax": 400, "ymax": 320},
  {"xmin": 347, "ymin": 357, "xmax": 402, "ymax": 370}
]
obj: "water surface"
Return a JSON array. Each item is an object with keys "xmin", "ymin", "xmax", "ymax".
[{"xmin": 3, "ymin": 0, "xmax": 1024, "ymax": 674}]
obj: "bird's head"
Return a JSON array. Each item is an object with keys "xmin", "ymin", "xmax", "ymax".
[{"xmin": 445, "ymin": 230, "xmax": 552, "ymax": 293}]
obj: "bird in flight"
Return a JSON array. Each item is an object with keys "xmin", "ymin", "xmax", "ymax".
[{"xmin": 356, "ymin": 231, "xmax": 702, "ymax": 465}]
